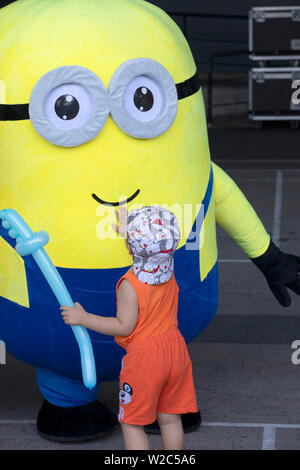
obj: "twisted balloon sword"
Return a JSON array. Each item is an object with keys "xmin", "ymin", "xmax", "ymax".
[{"xmin": 0, "ymin": 209, "xmax": 97, "ymax": 390}]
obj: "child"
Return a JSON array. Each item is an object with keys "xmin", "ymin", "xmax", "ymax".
[{"xmin": 60, "ymin": 206, "xmax": 198, "ymax": 450}]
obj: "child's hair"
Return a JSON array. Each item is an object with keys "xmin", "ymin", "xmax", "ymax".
[{"xmin": 127, "ymin": 206, "xmax": 180, "ymax": 285}]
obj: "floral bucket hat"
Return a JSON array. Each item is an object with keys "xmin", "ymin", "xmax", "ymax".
[{"xmin": 127, "ymin": 206, "xmax": 181, "ymax": 285}]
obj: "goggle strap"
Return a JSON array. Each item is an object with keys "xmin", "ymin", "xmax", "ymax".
[
  {"xmin": 0, "ymin": 69, "xmax": 201, "ymax": 121},
  {"xmin": 176, "ymin": 69, "xmax": 201, "ymax": 100},
  {"xmin": 0, "ymin": 103, "xmax": 29, "ymax": 121}
]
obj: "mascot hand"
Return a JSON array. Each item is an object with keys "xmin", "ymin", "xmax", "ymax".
[{"xmin": 251, "ymin": 240, "xmax": 300, "ymax": 307}]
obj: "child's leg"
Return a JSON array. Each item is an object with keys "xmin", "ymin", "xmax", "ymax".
[
  {"xmin": 157, "ymin": 413, "xmax": 184, "ymax": 450},
  {"xmin": 120, "ymin": 422, "xmax": 150, "ymax": 450}
]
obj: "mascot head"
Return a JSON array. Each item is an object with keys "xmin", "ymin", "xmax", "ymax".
[{"xmin": 0, "ymin": 0, "xmax": 211, "ymax": 270}]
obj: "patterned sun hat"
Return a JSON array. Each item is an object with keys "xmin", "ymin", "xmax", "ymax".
[{"xmin": 127, "ymin": 206, "xmax": 181, "ymax": 285}]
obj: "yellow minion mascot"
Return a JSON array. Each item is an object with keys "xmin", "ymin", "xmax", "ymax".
[{"xmin": 0, "ymin": 0, "xmax": 299, "ymax": 441}]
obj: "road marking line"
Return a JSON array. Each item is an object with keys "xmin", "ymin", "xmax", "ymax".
[
  {"xmin": 202, "ymin": 421, "xmax": 300, "ymax": 450},
  {"xmin": 202, "ymin": 421, "xmax": 300, "ymax": 429},
  {"xmin": 1, "ymin": 418, "xmax": 300, "ymax": 428},
  {"xmin": 272, "ymin": 170, "xmax": 283, "ymax": 248},
  {"xmin": 2, "ymin": 419, "xmax": 300, "ymax": 450},
  {"xmin": 262, "ymin": 425, "xmax": 277, "ymax": 450},
  {"xmin": 0, "ymin": 419, "xmax": 35, "ymax": 424}
]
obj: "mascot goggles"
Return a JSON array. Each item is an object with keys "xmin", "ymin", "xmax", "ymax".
[{"xmin": 0, "ymin": 58, "xmax": 201, "ymax": 147}]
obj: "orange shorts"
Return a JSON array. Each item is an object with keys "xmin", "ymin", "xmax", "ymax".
[{"xmin": 118, "ymin": 328, "xmax": 198, "ymax": 425}]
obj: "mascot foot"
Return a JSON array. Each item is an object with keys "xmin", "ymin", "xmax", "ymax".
[
  {"xmin": 145, "ymin": 411, "xmax": 201, "ymax": 435},
  {"xmin": 37, "ymin": 400, "xmax": 118, "ymax": 442}
]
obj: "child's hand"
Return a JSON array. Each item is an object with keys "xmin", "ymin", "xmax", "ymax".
[
  {"xmin": 60, "ymin": 302, "xmax": 87, "ymax": 326},
  {"xmin": 112, "ymin": 207, "xmax": 132, "ymax": 254},
  {"xmin": 112, "ymin": 206, "xmax": 128, "ymax": 239}
]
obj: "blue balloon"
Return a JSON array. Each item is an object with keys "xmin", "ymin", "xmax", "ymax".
[{"xmin": 0, "ymin": 209, "xmax": 97, "ymax": 390}]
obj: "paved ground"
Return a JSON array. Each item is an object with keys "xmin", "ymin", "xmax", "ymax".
[
  {"xmin": 0, "ymin": 126, "xmax": 300, "ymax": 450},
  {"xmin": 1, "ymin": 341, "xmax": 300, "ymax": 450}
]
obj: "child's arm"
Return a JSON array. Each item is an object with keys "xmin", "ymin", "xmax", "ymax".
[{"xmin": 60, "ymin": 279, "xmax": 138, "ymax": 337}]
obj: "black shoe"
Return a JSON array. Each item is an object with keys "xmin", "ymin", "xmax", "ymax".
[
  {"xmin": 145, "ymin": 410, "xmax": 201, "ymax": 435},
  {"xmin": 37, "ymin": 399, "xmax": 118, "ymax": 442}
]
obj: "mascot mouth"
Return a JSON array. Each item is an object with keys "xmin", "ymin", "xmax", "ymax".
[{"xmin": 92, "ymin": 189, "xmax": 140, "ymax": 207}]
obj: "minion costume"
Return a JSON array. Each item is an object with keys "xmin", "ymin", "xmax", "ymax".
[{"xmin": 0, "ymin": 0, "xmax": 299, "ymax": 441}]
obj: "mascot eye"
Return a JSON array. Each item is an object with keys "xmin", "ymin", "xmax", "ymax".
[
  {"xmin": 134, "ymin": 87, "xmax": 154, "ymax": 112},
  {"xmin": 108, "ymin": 58, "xmax": 178, "ymax": 139},
  {"xmin": 123, "ymin": 76, "xmax": 162, "ymax": 122},
  {"xmin": 29, "ymin": 65, "xmax": 109, "ymax": 147},
  {"xmin": 54, "ymin": 94, "xmax": 80, "ymax": 120},
  {"xmin": 44, "ymin": 83, "xmax": 94, "ymax": 131}
]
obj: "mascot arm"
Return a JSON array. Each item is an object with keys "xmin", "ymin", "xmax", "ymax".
[
  {"xmin": 212, "ymin": 162, "xmax": 270, "ymax": 258},
  {"xmin": 212, "ymin": 162, "xmax": 300, "ymax": 307}
]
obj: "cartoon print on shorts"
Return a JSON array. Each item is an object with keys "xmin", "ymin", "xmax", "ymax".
[{"xmin": 119, "ymin": 382, "xmax": 133, "ymax": 405}]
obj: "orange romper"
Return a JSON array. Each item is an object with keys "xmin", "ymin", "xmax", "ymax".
[{"xmin": 115, "ymin": 269, "xmax": 198, "ymax": 425}]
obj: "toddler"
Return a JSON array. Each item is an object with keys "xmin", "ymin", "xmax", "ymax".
[{"xmin": 60, "ymin": 206, "xmax": 198, "ymax": 450}]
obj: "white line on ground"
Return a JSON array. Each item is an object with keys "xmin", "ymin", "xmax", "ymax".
[
  {"xmin": 272, "ymin": 170, "xmax": 283, "ymax": 248},
  {"xmin": 0, "ymin": 419, "xmax": 36, "ymax": 424},
  {"xmin": 3, "ymin": 419, "xmax": 300, "ymax": 450},
  {"xmin": 262, "ymin": 425, "xmax": 277, "ymax": 450},
  {"xmin": 202, "ymin": 421, "xmax": 300, "ymax": 450},
  {"xmin": 202, "ymin": 422, "xmax": 300, "ymax": 429},
  {"xmin": 2, "ymin": 419, "xmax": 300, "ymax": 429}
]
